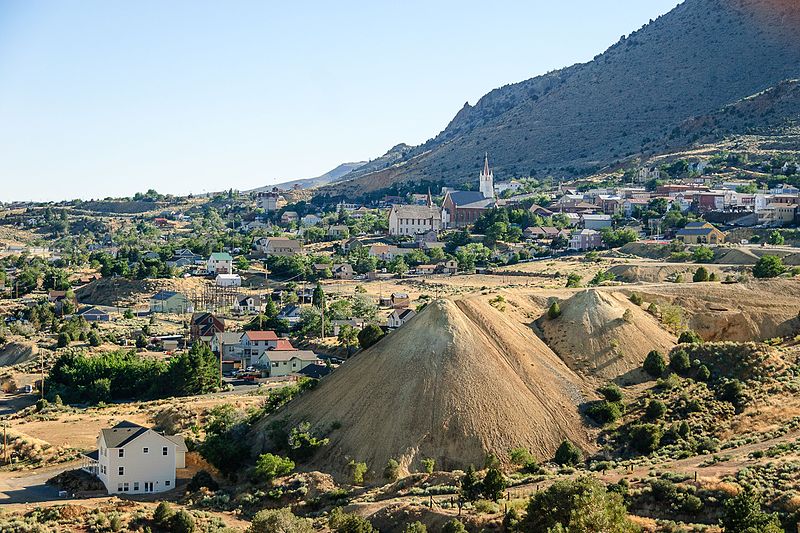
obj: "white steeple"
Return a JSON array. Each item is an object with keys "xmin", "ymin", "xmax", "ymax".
[{"xmin": 479, "ymin": 152, "xmax": 495, "ymax": 199}]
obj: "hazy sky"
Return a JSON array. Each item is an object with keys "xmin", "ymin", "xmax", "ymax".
[{"xmin": 0, "ymin": 1, "xmax": 680, "ymax": 201}]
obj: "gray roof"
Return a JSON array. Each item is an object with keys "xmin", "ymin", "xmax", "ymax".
[
  {"xmin": 676, "ymin": 227, "xmax": 717, "ymax": 236},
  {"xmin": 390, "ymin": 205, "xmax": 440, "ymax": 218},
  {"xmin": 101, "ymin": 421, "xmax": 148, "ymax": 448},
  {"xmin": 263, "ymin": 349, "xmax": 318, "ymax": 362},
  {"xmin": 214, "ymin": 331, "xmax": 244, "ymax": 344},
  {"xmin": 447, "ymin": 191, "xmax": 490, "ymax": 207},
  {"xmin": 164, "ymin": 434, "xmax": 188, "ymax": 453},
  {"xmin": 151, "ymin": 290, "xmax": 181, "ymax": 301}
]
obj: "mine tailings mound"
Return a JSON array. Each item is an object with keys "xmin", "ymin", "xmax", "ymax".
[
  {"xmin": 250, "ymin": 298, "xmax": 592, "ymax": 478},
  {"xmin": 538, "ymin": 289, "xmax": 676, "ymax": 382},
  {"xmin": 0, "ymin": 341, "xmax": 39, "ymax": 366}
]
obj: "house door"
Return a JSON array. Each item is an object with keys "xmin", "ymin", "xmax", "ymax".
[{"xmin": 144, "ymin": 482, "xmax": 154, "ymax": 493}]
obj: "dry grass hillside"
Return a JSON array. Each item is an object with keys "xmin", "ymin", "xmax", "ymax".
[
  {"xmin": 251, "ymin": 298, "xmax": 593, "ymax": 477},
  {"xmin": 538, "ymin": 290, "xmax": 677, "ymax": 382}
]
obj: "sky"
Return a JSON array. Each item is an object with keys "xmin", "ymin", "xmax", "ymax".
[{"xmin": 0, "ymin": 1, "xmax": 681, "ymax": 201}]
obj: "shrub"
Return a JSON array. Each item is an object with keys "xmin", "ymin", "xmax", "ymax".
[
  {"xmin": 347, "ymin": 460, "xmax": 368, "ymax": 485},
  {"xmin": 441, "ymin": 519, "xmax": 467, "ymax": 533},
  {"xmin": 522, "ymin": 477, "xmax": 638, "ymax": 532},
  {"xmin": 566, "ymin": 273, "xmax": 582, "ymax": 288},
  {"xmin": 669, "ymin": 349, "xmax": 691, "ymax": 373},
  {"xmin": 461, "ymin": 464, "xmax": 481, "ymax": 502},
  {"xmin": 645, "ymin": 400, "xmax": 667, "ymax": 421},
  {"xmin": 383, "ymin": 459, "xmax": 400, "ymax": 482},
  {"xmin": 509, "ymin": 447, "xmax": 534, "ymax": 466},
  {"xmin": 697, "ymin": 364, "xmax": 711, "ymax": 381},
  {"xmin": 753, "ymin": 255, "xmax": 785, "ymax": 278},
  {"xmin": 154, "ymin": 502, "xmax": 174, "ymax": 526},
  {"xmin": 255, "ymin": 453, "xmax": 295, "ymax": 482},
  {"xmin": 187, "ymin": 470, "xmax": 219, "ymax": 492},
  {"xmin": 693, "ymin": 266, "xmax": 709, "ymax": 282},
  {"xmin": 678, "ymin": 330, "xmax": 702, "ymax": 344},
  {"xmin": 629, "ymin": 424, "xmax": 662, "ymax": 454},
  {"xmin": 328, "ymin": 508, "xmax": 377, "ymax": 533},
  {"xmin": 598, "ymin": 383, "xmax": 623, "ymax": 402},
  {"xmin": 170, "ymin": 510, "xmax": 195, "ymax": 533},
  {"xmin": 649, "ymin": 478, "xmax": 677, "ymax": 502},
  {"xmin": 718, "ymin": 379, "xmax": 747, "ymax": 411},
  {"xmin": 57, "ymin": 332, "xmax": 71, "ymax": 348},
  {"xmin": 629, "ymin": 293, "xmax": 643, "ymax": 306},
  {"xmin": 357, "ymin": 324, "xmax": 384, "ymax": 350},
  {"xmin": 643, "ymin": 350, "xmax": 666, "ymax": 377},
  {"xmin": 249, "ymin": 507, "xmax": 313, "ymax": 533},
  {"xmin": 693, "ymin": 245, "xmax": 714, "ymax": 263},
  {"xmin": 554, "ymin": 439, "xmax": 583, "ymax": 466},
  {"xmin": 402, "ymin": 522, "xmax": 427, "ymax": 533},
  {"xmin": 548, "ymin": 301, "xmax": 562, "ymax": 319},
  {"xmin": 586, "ymin": 400, "xmax": 623, "ymax": 425},
  {"xmin": 421, "ymin": 457, "xmax": 435, "ymax": 474},
  {"xmin": 721, "ymin": 490, "xmax": 782, "ymax": 533},
  {"xmin": 622, "ymin": 309, "xmax": 634, "ymax": 322},
  {"xmin": 681, "ymin": 494, "xmax": 704, "ymax": 515}
]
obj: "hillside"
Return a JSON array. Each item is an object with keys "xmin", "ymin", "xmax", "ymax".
[
  {"xmin": 252, "ymin": 161, "xmax": 367, "ymax": 192},
  {"xmin": 251, "ymin": 298, "xmax": 592, "ymax": 476},
  {"xmin": 321, "ymin": 0, "xmax": 800, "ymax": 197}
]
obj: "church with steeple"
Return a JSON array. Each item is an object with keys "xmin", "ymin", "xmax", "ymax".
[{"xmin": 441, "ymin": 153, "xmax": 497, "ymax": 228}]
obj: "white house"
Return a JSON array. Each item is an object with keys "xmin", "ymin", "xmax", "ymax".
[
  {"xmin": 388, "ymin": 308, "xmax": 416, "ymax": 328},
  {"xmin": 388, "ymin": 204, "xmax": 442, "ymax": 236},
  {"xmin": 252, "ymin": 349, "xmax": 321, "ymax": 377},
  {"xmin": 232, "ymin": 294, "xmax": 266, "ymax": 314},
  {"xmin": 301, "ymin": 214, "xmax": 322, "ymax": 226},
  {"xmin": 207, "ymin": 252, "xmax": 233, "ymax": 275},
  {"xmin": 215, "ymin": 273, "xmax": 242, "ymax": 288},
  {"xmin": 254, "ymin": 237, "xmax": 302, "ymax": 256},
  {"xmin": 82, "ymin": 421, "xmax": 187, "ymax": 495}
]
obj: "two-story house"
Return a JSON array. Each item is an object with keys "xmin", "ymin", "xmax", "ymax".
[
  {"xmin": 82, "ymin": 421, "xmax": 187, "ymax": 495},
  {"xmin": 207, "ymin": 252, "xmax": 233, "ymax": 275}
]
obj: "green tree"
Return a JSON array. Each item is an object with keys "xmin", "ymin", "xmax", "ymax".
[
  {"xmin": 312, "ymin": 284, "xmax": 325, "ymax": 309},
  {"xmin": 482, "ymin": 467, "xmax": 507, "ymax": 501},
  {"xmin": 598, "ymin": 383, "xmax": 623, "ymax": 402},
  {"xmin": 767, "ymin": 230, "xmax": 784, "ymax": 246},
  {"xmin": 669, "ymin": 349, "xmax": 691, "ymax": 373},
  {"xmin": 522, "ymin": 477, "xmax": 638, "ymax": 533},
  {"xmin": 153, "ymin": 502, "xmax": 174, "ymax": 527},
  {"xmin": 441, "ymin": 520, "xmax": 467, "ymax": 533},
  {"xmin": 645, "ymin": 400, "xmax": 667, "ymax": 420},
  {"xmin": 678, "ymin": 330, "xmax": 703, "ymax": 344},
  {"xmin": 461, "ymin": 464, "xmax": 481, "ymax": 502},
  {"xmin": 548, "ymin": 301, "xmax": 562, "ymax": 319},
  {"xmin": 753, "ymin": 255, "xmax": 785, "ymax": 278},
  {"xmin": 390, "ymin": 256, "xmax": 409, "ymax": 277},
  {"xmin": 629, "ymin": 424, "xmax": 662, "ymax": 454},
  {"xmin": 357, "ymin": 324, "xmax": 384, "ymax": 350},
  {"xmin": 554, "ymin": 440, "xmax": 583, "ymax": 466},
  {"xmin": 347, "ymin": 460, "xmax": 368, "ymax": 485},
  {"xmin": 421, "ymin": 458, "xmax": 435, "ymax": 474},
  {"xmin": 170, "ymin": 509, "xmax": 195, "ymax": 533},
  {"xmin": 255, "ymin": 453, "xmax": 295, "ymax": 482},
  {"xmin": 693, "ymin": 266, "xmax": 709, "ymax": 282},
  {"xmin": 248, "ymin": 508, "xmax": 313, "ymax": 533},
  {"xmin": 328, "ymin": 508, "xmax": 377, "ymax": 533},
  {"xmin": 88, "ymin": 329, "xmax": 102, "ymax": 347},
  {"xmin": 402, "ymin": 522, "xmax": 427, "ymax": 533},
  {"xmin": 383, "ymin": 458, "xmax": 400, "ymax": 481},
  {"xmin": 169, "ymin": 342, "xmax": 220, "ymax": 396},
  {"xmin": 720, "ymin": 489, "xmax": 782, "ymax": 533},
  {"xmin": 693, "ymin": 245, "xmax": 715, "ymax": 263}
]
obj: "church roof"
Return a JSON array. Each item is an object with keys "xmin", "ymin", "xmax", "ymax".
[{"xmin": 446, "ymin": 191, "xmax": 491, "ymax": 208}]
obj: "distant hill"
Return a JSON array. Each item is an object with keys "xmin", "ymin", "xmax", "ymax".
[
  {"xmin": 320, "ymin": 0, "xmax": 800, "ymax": 199},
  {"xmin": 252, "ymin": 161, "xmax": 367, "ymax": 192}
]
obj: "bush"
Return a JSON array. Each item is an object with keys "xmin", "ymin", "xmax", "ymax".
[
  {"xmin": 187, "ymin": 470, "xmax": 218, "ymax": 492},
  {"xmin": 170, "ymin": 510, "xmax": 195, "ymax": 533},
  {"xmin": 598, "ymin": 383, "xmax": 623, "ymax": 402},
  {"xmin": 693, "ymin": 266, "xmax": 709, "ymax": 282},
  {"xmin": 509, "ymin": 447, "xmax": 534, "ymax": 466},
  {"xmin": 255, "ymin": 453, "xmax": 295, "ymax": 482},
  {"xmin": 697, "ymin": 364, "xmax": 711, "ymax": 381},
  {"xmin": 383, "ymin": 458, "xmax": 400, "ymax": 481},
  {"xmin": 693, "ymin": 246, "xmax": 714, "ymax": 263},
  {"xmin": 441, "ymin": 519, "xmax": 467, "ymax": 533},
  {"xmin": 629, "ymin": 293, "xmax": 643, "ymax": 306},
  {"xmin": 645, "ymin": 400, "xmax": 667, "ymax": 420},
  {"xmin": 586, "ymin": 400, "xmax": 623, "ymax": 425},
  {"xmin": 402, "ymin": 522, "xmax": 427, "ymax": 533},
  {"xmin": 554, "ymin": 439, "xmax": 583, "ymax": 466},
  {"xmin": 678, "ymin": 330, "xmax": 702, "ymax": 344},
  {"xmin": 629, "ymin": 424, "xmax": 662, "ymax": 454},
  {"xmin": 649, "ymin": 478, "xmax": 677, "ymax": 502},
  {"xmin": 57, "ymin": 332, "xmax": 71, "ymax": 348},
  {"xmin": 548, "ymin": 301, "xmax": 561, "ymax": 319},
  {"xmin": 328, "ymin": 508, "xmax": 377, "ymax": 533},
  {"xmin": 461, "ymin": 464, "xmax": 481, "ymax": 502},
  {"xmin": 348, "ymin": 460, "xmax": 368, "ymax": 485},
  {"xmin": 421, "ymin": 457, "xmax": 435, "ymax": 474},
  {"xmin": 721, "ymin": 490, "xmax": 782, "ymax": 533},
  {"xmin": 622, "ymin": 308, "xmax": 634, "ymax": 322},
  {"xmin": 643, "ymin": 350, "xmax": 666, "ymax": 377},
  {"xmin": 718, "ymin": 379, "xmax": 747, "ymax": 411},
  {"xmin": 522, "ymin": 477, "xmax": 638, "ymax": 532},
  {"xmin": 681, "ymin": 494, "xmax": 704, "ymax": 515},
  {"xmin": 669, "ymin": 349, "xmax": 691, "ymax": 373},
  {"xmin": 249, "ymin": 508, "xmax": 313, "ymax": 533},
  {"xmin": 154, "ymin": 502, "xmax": 174, "ymax": 526},
  {"xmin": 753, "ymin": 255, "xmax": 785, "ymax": 279}
]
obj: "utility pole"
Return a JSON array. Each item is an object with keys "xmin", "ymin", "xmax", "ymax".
[
  {"xmin": 40, "ymin": 349, "xmax": 45, "ymax": 400},
  {"xmin": 3, "ymin": 423, "xmax": 7, "ymax": 464}
]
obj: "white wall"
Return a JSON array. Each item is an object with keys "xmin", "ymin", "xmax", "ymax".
[{"xmin": 99, "ymin": 431, "xmax": 177, "ymax": 494}]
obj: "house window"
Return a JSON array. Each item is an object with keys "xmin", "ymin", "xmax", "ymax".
[
  {"xmin": 118, "ymin": 449, "xmax": 124, "ymax": 458},
  {"xmin": 123, "ymin": 483, "xmax": 129, "ymax": 492},
  {"xmin": 117, "ymin": 483, "xmax": 123, "ymax": 492},
  {"xmin": 134, "ymin": 482, "xmax": 139, "ymax": 491},
  {"xmin": 162, "ymin": 447, "xmax": 168, "ymax": 456},
  {"xmin": 165, "ymin": 480, "xmax": 171, "ymax": 486},
  {"xmin": 119, "ymin": 466, "xmax": 124, "ymax": 475},
  {"xmin": 143, "ymin": 447, "xmax": 149, "ymax": 454}
]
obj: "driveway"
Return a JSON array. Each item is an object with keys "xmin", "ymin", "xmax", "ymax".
[{"xmin": 0, "ymin": 462, "xmax": 77, "ymax": 504}]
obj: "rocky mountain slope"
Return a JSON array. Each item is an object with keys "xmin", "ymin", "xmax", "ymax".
[
  {"xmin": 321, "ymin": 0, "xmax": 800, "ymax": 198},
  {"xmin": 252, "ymin": 161, "xmax": 366, "ymax": 192}
]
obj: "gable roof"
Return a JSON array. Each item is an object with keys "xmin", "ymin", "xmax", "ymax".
[
  {"xmin": 447, "ymin": 191, "xmax": 488, "ymax": 207},
  {"xmin": 209, "ymin": 252, "xmax": 233, "ymax": 261},
  {"xmin": 78, "ymin": 306, "xmax": 108, "ymax": 317},
  {"xmin": 245, "ymin": 330, "xmax": 279, "ymax": 341},
  {"xmin": 101, "ymin": 421, "xmax": 149, "ymax": 448},
  {"xmin": 262, "ymin": 349, "xmax": 318, "ymax": 362},
  {"xmin": 390, "ymin": 205, "xmax": 440, "ymax": 218},
  {"xmin": 151, "ymin": 290, "xmax": 181, "ymax": 301}
]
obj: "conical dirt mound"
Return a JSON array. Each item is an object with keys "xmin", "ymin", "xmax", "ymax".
[
  {"xmin": 539, "ymin": 290, "xmax": 676, "ymax": 381},
  {"xmin": 251, "ymin": 298, "xmax": 591, "ymax": 477}
]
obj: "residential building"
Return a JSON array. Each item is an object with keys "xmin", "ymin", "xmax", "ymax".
[
  {"xmin": 437, "ymin": 260, "xmax": 459, "ymax": 275},
  {"xmin": 215, "ymin": 273, "xmax": 241, "ymax": 287},
  {"xmin": 256, "ymin": 190, "xmax": 280, "ymax": 212},
  {"xmin": 581, "ymin": 214, "xmax": 613, "ymax": 230},
  {"xmin": 77, "ymin": 306, "xmax": 110, "ymax": 322},
  {"xmin": 675, "ymin": 221, "xmax": 725, "ymax": 245},
  {"xmin": 149, "ymin": 291, "xmax": 193, "ymax": 314},
  {"xmin": 569, "ymin": 229, "xmax": 602, "ymax": 251},
  {"xmin": 388, "ymin": 308, "xmax": 416, "ymax": 328},
  {"xmin": 277, "ymin": 304, "xmax": 302, "ymax": 325},
  {"xmin": 327, "ymin": 225, "xmax": 349, "ymax": 238},
  {"xmin": 255, "ymin": 237, "xmax": 302, "ymax": 256},
  {"xmin": 331, "ymin": 263, "xmax": 354, "ymax": 280},
  {"xmin": 280, "ymin": 211, "xmax": 299, "ymax": 224},
  {"xmin": 300, "ymin": 214, "xmax": 322, "ymax": 226},
  {"xmin": 252, "ymin": 348, "xmax": 320, "ymax": 378},
  {"xmin": 211, "ymin": 332, "xmax": 244, "ymax": 363},
  {"xmin": 241, "ymin": 330, "xmax": 282, "ymax": 365},
  {"xmin": 82, "ymin": 421, "xmax": 187, "ymax": 495},
  {"xmin": 232, "ymin": 294, "xmax": 266, "ymax": 314},
  {"xmin": 206, "ymin": 253, "xmax": 233, "ymax": 275},
  {"xmin": 390, "ymin": 292, "xmax": 410, "ymax": 309},
  {"xmin": 190, "ymin": 312, "xmax": 225, "ymax": 342},
  {"xmin": 368, "ymin": 244, "xmax": 407, "ymax": 261}
]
